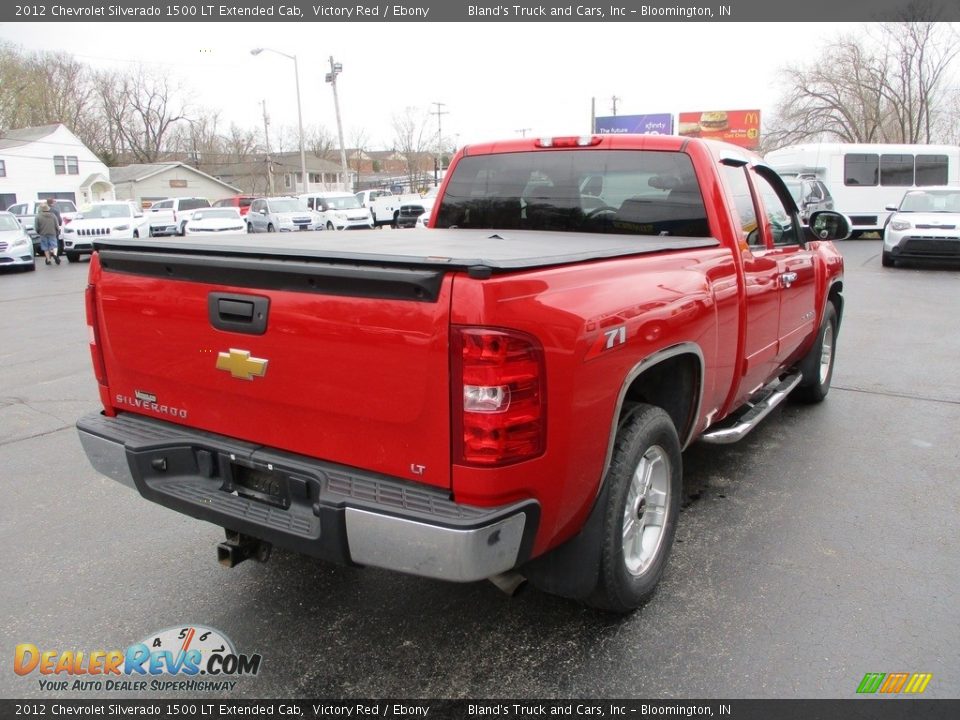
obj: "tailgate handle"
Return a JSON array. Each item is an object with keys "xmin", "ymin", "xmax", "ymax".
[{"xmin": 209, "ymin": 293, "xmax": 269, "ymax": 335}]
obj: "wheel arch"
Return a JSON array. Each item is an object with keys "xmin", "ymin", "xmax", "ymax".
[
  {"xmin": 606, "ymin": 343, "xmax": 704, "ymax": 463},
  {"xmin": 827, "ymin": 279, "xmax": 844, "ymax": 327},
  {"xmin": 523, "ymin": 344, "xmax": 703, "ymax": 601}
]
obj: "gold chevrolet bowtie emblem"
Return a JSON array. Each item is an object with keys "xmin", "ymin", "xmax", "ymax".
[{"xmin": 215, "ymin": 349, "xmax": 268, "ymax": 380}]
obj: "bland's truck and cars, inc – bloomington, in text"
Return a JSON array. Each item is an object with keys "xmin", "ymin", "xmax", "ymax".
[{"xmin": 78, "ymin": 134, "xmax": 847, "ymax": 612}]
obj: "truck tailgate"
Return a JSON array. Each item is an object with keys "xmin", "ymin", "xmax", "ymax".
[{"xmin": 91, "ymin": 249, "xmax": 453, "ymax": 489}]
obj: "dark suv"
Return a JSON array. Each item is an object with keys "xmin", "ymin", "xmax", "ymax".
[{"xmin": 782, "ymin": 175, "xmax": 834, "ymax": 222}]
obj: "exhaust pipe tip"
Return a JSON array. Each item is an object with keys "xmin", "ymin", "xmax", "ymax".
[{"xmin": 488, "ymin": 571, "xmax": 528, "ymax": 596}]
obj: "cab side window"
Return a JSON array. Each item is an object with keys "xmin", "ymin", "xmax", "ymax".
[
  {"xmin": 721, "ymin": 165, "xmax": 762, "ymax": 247},
  {"xmin": 752, "ymin": 172, "xmax": 799, "ymax": 246}
]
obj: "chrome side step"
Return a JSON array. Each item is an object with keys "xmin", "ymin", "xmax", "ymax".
[{"xmin": 700, "ymin": 372, "xmax": 803, "ymax": 445}]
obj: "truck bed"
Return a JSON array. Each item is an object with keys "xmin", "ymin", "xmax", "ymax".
[{"xmin": 93, "ymin": 228, "xmax": 719, "ymax": 274}]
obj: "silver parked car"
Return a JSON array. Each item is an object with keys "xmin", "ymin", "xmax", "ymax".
[
  {"xmin": 882, "ymin": 187, "xmax": 960, "ymax": 267},
  {"xmin": 0, "ymin": 212, "xmax": 36, "ymax": 272},
  {"xmin": 246, "ymin": 197, "xmax": 322, "ymax": 233},
  {"xmin": 781, "ymin": 175, "xmax": 834, "ymax": 222}
]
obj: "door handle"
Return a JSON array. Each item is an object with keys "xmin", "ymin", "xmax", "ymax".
[{"xmin": 780, "ymin": 272, "xmax": 798, "ymax": 288}]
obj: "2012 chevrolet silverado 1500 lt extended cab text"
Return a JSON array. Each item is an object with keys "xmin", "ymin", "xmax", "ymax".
[{"xmin": 77, "ymin": 135, "xmax": 848, "ymax": 612}]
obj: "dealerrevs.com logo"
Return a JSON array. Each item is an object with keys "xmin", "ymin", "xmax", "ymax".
[{"xmin": 14, "ymin": 625, "xmax": 261, "ymax": 692}]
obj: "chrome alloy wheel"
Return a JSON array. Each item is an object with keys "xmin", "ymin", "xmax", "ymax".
[
  {"xmin": 819, "ymin": 322, "xmax": 835, "ymax": 385},
  {"xmin": 622, "ymin": 445, "xmax": 671, "ymax": 576}
]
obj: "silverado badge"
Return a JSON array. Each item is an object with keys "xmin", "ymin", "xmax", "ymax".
[{"xmin": 216, "ymin": 349, "xmax": 269, "ymax": 381}]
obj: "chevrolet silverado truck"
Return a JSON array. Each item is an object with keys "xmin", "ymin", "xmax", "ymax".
[{"xmin": 77, "ymin": 135, "xmax": 848, "ymax": 612}]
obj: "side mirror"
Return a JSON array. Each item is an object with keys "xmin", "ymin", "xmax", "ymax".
[
  {"xmin": 807, "ymin": 210, "xmax": 851, "ymax": 241},
  {"xmin": 885, "ymin": 205, "xmax": 899, "ymax": 212}
]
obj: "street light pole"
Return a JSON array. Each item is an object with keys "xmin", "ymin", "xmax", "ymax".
[
  {"xmin": 251, "ymin": 47, "xmax": 308, "ymax": 194},
  {"xmin": 325, "ymin": 57, "xmax": 350, "ymax": 192}
]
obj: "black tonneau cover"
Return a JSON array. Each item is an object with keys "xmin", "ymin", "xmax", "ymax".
[{"xmin": 95, "ymin": 228, "xmax": 720, "ymax": 275}]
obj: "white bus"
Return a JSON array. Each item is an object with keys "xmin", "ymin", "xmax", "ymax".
[{"xmin": 764, "ymin": 143, "xmax": 960, "ymax": 235}]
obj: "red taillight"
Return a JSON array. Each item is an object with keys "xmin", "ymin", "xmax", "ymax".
[
  {"xmin": 85, "ymin": 285, "xmax": 108, "ymax": 387},
  {"xmin": 452, "ymin": 327, "xmax": 546, "ymax": 467}
]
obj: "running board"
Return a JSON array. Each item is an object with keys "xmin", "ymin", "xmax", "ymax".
[{"xmin": 700, "ymin": 372, "xmax": 803, "ymax": 445}]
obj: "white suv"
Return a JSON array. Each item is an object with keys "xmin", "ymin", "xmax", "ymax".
[
  {"xmin": 300, "ymin": 192, "xmax": 373, "ymax": 230},
  {"xmin": 147, "ymin": 197, "xmax": 211, "ymax": 236}
]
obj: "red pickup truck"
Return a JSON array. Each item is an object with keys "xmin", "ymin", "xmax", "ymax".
[{"xmin": 77, "ymin": 135, "xmax": 847, "ymax": 612}]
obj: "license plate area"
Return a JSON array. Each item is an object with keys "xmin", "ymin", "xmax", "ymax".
[{"xmin": 229, "ymin": 462, "xmax": 290, "ymax": 509}]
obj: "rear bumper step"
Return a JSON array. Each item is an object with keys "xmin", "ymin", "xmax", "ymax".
[
  {"xmin": 699, "ymin": 372, "xmax": 803, "ymax": 445},
  {"xmin": 78, "ymin": 411, "xmax": 538, "ymax": 582}
]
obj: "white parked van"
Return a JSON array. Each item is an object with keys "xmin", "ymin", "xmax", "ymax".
[
  {"xmin": 300, "ymin": 192, "xmax": 373, "ymax": 230},
  {"xmin": 765, "ymin": 143, "xmax": 960, "ymax": 235}
]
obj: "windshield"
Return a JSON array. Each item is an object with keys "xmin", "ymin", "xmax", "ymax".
[
  {"xmin": 435, "ymin": 149, "xmax": 710, "ymax": 237},
  {"xmin": 193, "ymin": 209, "xmax": 240, "ymax": 220},
  {"xmin": 899, "ymin": 190, "xmax": 960, "ymax": 213},
  {"xmin": 269, "ymin": 199, "xmax": 309, "ymax": 213},
  {"xmin": 324, "ymin": 195, "xmax": 363, "ymax": 210},
  {"xmin": 0, "ymin": 215, "xmax": 20, "ymax": 231},
  {"xmin": 81, "ymin": 204, "xmax": 132, "ymax": 219},
  {"xmin": 54, "ymin": 201, "xmax": 77, "ymax": 213}
]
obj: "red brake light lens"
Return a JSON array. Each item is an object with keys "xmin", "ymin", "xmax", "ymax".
[
  {"xmin": 452, "ymin": 327, "xmax": 546, "ymax": 467},
  {"xmin": 85, "ymin": 285, "xmax": 108, "ymax": 387},
  {"xmin": 535, "ymin": 136, "xmax": 602, "ymax": 148}
]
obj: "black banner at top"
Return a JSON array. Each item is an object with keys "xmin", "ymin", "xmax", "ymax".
[{"xmin": 3, "ymin": 0, "xmax": 960, "ymax": 22}]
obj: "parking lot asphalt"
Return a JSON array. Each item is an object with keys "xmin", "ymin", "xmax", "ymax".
[{"xmin": 1, "ymin": 240, "xmax": 958, "ymax": 699}]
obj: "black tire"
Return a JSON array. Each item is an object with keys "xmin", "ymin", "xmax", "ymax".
[
  {"xmin": 881, "ymin": 251, "xmax": 895, "ymax": 268},
  {"xmin": 793, "ymin": 301, "xmax": 838, "ymax": 404},
  {"xmin": 133, "ymin": 230, "xmax": 139, "ymax": 239},
  {"xmin": 66, "ymin": 252, "xmax": 79, "ymax": 263},
  {"xmin": 391, "ymin": 212, "xmax": 399, "ymax": 229},
  {"xmin": 267, "ymin": 223, "xmax": 275, "ymax": 233},
  {"xmin": 327, "ymin": 221, "xmax": 335, "ymax": 231},
  {"xmin": 586, "ymin": 404, "xmax": 683, "ymax": 613},
  {"xmin": 24, "ymin": 261, "xmax": 36, "ymax": 272},
  {"xmin": 148, "ymin": 227, "xmax": 155, "ymax": 237},
  {"xmin": 246, "ymin": 223, "xmax": 253, "ymax": 234}
]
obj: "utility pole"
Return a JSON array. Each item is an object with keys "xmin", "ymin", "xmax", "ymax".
[
  {"xmin": 611, "ymin": 95, "xmax": 620, "ymax": 116},
  {"xmin": 515, "ymin": 128, "xmax": 531, "ymax": 137},
  {"xmin": 261, "ymin": 100, "xmax": 275, "ymax": 195},
  {"xmin": 325, "ymin": 57, "xmax": 350, "ymax": 192},
  {"xmin": 431, "ymin": 101, "xmax": 449, "ymax": 186}
]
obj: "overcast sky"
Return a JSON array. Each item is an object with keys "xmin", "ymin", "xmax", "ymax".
[{"xmin": 2, "ymin": 22, "xmax": 870, "ymax": 149}]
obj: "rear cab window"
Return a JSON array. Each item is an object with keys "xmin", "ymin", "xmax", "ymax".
[{"xmin": 435, "ymin": 149, "xmax": 711, "ymax": 237}]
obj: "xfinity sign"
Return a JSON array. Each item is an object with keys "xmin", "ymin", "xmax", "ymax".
[{"xmin": 595, "ymin": 114, "xmax": 674, "ymax": 135}]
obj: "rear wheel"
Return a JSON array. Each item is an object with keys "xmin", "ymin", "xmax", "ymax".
[
  {"xmin": 267, "ymin": 223, "xmax": 275, "ymax": 233},
  {"xmin": 793, "ymin": 301, "xmax": 838, "ymax": 403},
  {"xmin": 586, "ymin": 404, "xmax": 682, "ymax": 613}
]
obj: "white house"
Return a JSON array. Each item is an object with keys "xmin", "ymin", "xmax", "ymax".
[
  {"xmin": 110, "ymin": 162, "xmax": 242, "ymax": 206},
  {"xmin": 0, "ymin": 123, "xmax": 115, "ymax": 211}
]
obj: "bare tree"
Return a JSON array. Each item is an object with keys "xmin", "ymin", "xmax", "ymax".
[
  {"xmin": 391, "ymin": 107, "xmax": 432, "ymax": 190},
  {"xmin": 764, "ymin": 20, "xmax": 960, "ymax": 151},
  {"xmin": 349, "ymin": 127, "xmax": 370, "ymax": 186}
]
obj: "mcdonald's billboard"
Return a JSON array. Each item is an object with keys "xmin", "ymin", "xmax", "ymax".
[{"xmin": 678, "ymin": 109, "xmax": 761, "ymax": 149}]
